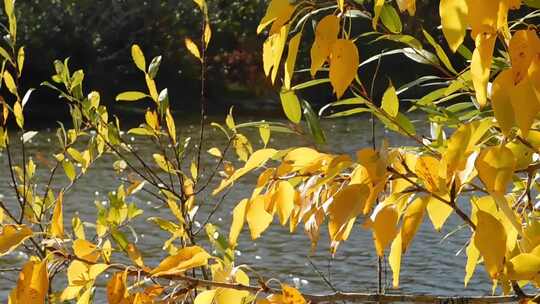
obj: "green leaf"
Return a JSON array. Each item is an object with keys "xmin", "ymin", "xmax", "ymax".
[
  {"xmin": 422, "ymin": 29, "xmax": 457, "ymax": 74},
  {"xmin": 280, "ymin": 90, "xmax": 302, "ymax": 124},
  {"xmin": 302, "ymin": 100, "xmax": 326, "ymax": 145},
  {"xmin": 131, "ymin": 44, "xmax": 146, "ymax": 72},
  {"xmin": 116, "ymin": 91, "xmax": 149, "ymax": 102},
  {"xmin": 380, "ymin": 4, "xmax": 402, "ymax": 34},
  {"xmin": 378, "ymin": 34, "xmax": 423, "ymax": 50},
  {"xmin": 382, "ymin": 82, "xmax": 399, "ymax": 117},
  {"xmin": 63, "ymin": 159, "xmax": 76, "ymax": 182},
  {"xmin": 291, "ymin": 78, "xmax": 330, "ymax": 90}
]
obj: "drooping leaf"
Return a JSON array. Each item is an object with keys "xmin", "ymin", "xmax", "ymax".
[
  {"xmin": 329, "ymin": 39, "xmax": 359, "ymax": 98},
  {"xmin": 0, "ymin": 225, "xmax": 33, "ymax": 256},
  {"xmin": 280, "ymin": 90, "xmax": 302, "ymax": 124},
  {"xmin": 440, "ymin": 0, "xmax": 469, "ymax": 52},
  {"xmin": 310, "ymin": 15, "xmax": 339, "ymax": 77},
  {"xmin": 284, "ymin": 32, "xmax": 302, "ymax": 90},
  {"xmin": 474, "ymin": 210, "xmax": 506, "ymax": 279},
  {"xmin": 51, "ymin": 192, "xmax": 64, "ymax": 238},
  {"xmin": 471, "ymin": 32, "xmax": 496, "ymax": 108},
  {"xmin": 150, "ymin": 246, "xmax": 211, "ymax": 276}
]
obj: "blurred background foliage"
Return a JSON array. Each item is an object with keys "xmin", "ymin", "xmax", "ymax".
[{"xmin": 2, "ymin": 0, "xmax": 524, "ymax": 124}]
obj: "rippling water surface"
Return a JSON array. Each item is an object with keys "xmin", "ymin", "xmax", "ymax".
[{"xmin": 0, "ymin": 114, "xmax": 495, "ymax": 301}]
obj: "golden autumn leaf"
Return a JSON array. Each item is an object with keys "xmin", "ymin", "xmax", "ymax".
[
  {"xmin": 107, "ymin": 272, "xmax": 127, "ymax": 304},
  {"xmin": 131, "ymin": 44, "xmax": 146, "ymax": 72},
  {"xmin": 272, "ymin": 181, "xmax": 295, "ymax": 225},
  {"xmin": 185, "ymin": 38, "xmax": 202, "ymax": 61},
  {"xmin": 329, "ymin": 39, "xmax": 359, "ymax": 99},
  {"xmin": 262, "ymin": 25, "xmax": 289, "ymax": 84},
  {"xmin": 475, "ymin": 145, "xmax": 515, "ymax": 194},
  {"xmin": 213, "ymin": 148, "xmax": 277, "ymax": 195},
  {"xmin": 150, "ymin": 246, "xmax": 211, "ymax": 276},
  {"xmin": 281, "ymin": 284, "xmax": 306, "ymax": 304},
  {"xmin": 310, "ymin": 15, "xmax": 339, "ymax": 77},
  {"xmin": 50, "ymin": 191, "xmax": 64, "ymax": 238},
  {"xmin": 229, "ymin": 199, "xmax": 248, "ymax": 247},
  {"xmin": 401, "ymin": 196, "xmax": 428, "ymax": 252},
  {"xmin": 127, "ymin": 243, "xmax": 145, "ymax": 268},
  {"xmin": 367, "ymin": 204, "xmax": 399, "ymax": 256},
  {"xmin": 327, "ymin": 184, "xmax": 370, "ymax": 242},
  {"xmin": 510, "ymin": 73, "xmax": 540, "ymax": 136},
  {"xmin": 0, "ymin": 225, "xmax": 33, "ymax": 256},
  {"xmin": 396, "ymin": 0, "xmax": 416, "ymax": 15},
  {"xmin": 464, "ymin": 239, "xmax": 480, "ymax": 287},
  {"xmin": 194, "ymin": 290, "xmax": 217, "ymax": 304},
  {"xmin": 284, "ymin": 32, "xmax": 302, "ymax": 90},
  {"xmin": 474, "ymin": 210, "xmax": 506, "ymax": 279},
  {"xmin": 372, "ymin": 0, "xmax": 385, "ymax": 29},
  {"xmin": 415, "ymin": 156, "xmax": 446, "ymax": 194},
  {"xmin": 471, "ymin": 32, "xmax": 496, "ymax": 108},
  {"xmin": 11, "ymin": 259, "xmax": 48, "ymax": 304},
  {"xmin": 257, "ymin": 0, "xmax": 296, "ymax": 34},
  {"xmin": 509, "ymin": 29, "xmax": 538, "ymax": 84},
  {"xmin": 246, "ymin": 195, "xmax": 273, "ymax": 239},
  {"xmin": 426, "ymin": 196, "xmax": 453, "ymax": 231},
  {"xmin": 506, "ymin": 253, "xmax": 540, "ymax": 280},
  {"xmin": 491, "ymin": 69, "xmax": 516, "ymax": 135},
  {"xmin": 73, "ymin": 239, "xmax": 101, "ymax": 263},
  {"xmin": 389, "ymin": 232, "xmax": 402, "ymax": 288}
]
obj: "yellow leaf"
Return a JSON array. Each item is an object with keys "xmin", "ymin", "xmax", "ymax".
[
  {"xmin": 51, "ymin": 191, "xmax": 64, "ymax": 238},
  {"xmin": 194, "ymin": 290, "xmax": 216, "ymax": 304},
  {"xmin": 185, "ymin": 38, "xmax": 202, "ymax": 61},
  {"xmin": 509, "ymin": 29, "xmax": 537, "ymax": 84},
  {"xmin": 165, "ymin": 108, "xmax": 176, "ymax": 144},
  {"xmin": 475, "ymin": 145, "xmax": 515, "ymax": 194},
  {"xmin": 73, "ymin": 239, "xmax": 101, "ymax": 263},
  {"xmin": 510, "ymin": 73, "xmax": 540, "ymax": 136},
  {"xmin": 115, "ymin": 91, "xmax": 148, "ymax": 102},
  {"xmin": 145, "ymin": 74, "xmax": 158, "ymax": 102},
  {"xmin": 190, "ymin": 160, "xmax": 198, "ymax": 180},
  {"xmin": 401, "ymin": 196, "xmax": 428, "ymax": 252},
  {"xmin": 329, "ymin": 39, "xmax": 359, "ymax": 99},
  {"xmin": 369, "ymin": 204, "xmax": 399, "ymax": 256},
  {"xmin": 280, "ymin": 90, "xmax": 302, "ymax": 124},
  {"xmin": 150, "ymin": 246, "xmax": 210, "ymax": 276},
  {"xmin": 246, "ymin": 195, "xmax": 273, "ymax": 239},
  {"xmin": 284, "ymin": 32, "xmax": 301, "ymax": 90},
  {"xmin": 131, "ymin": 44, "xmax": 146, "ymax": 72},
  {"xmin": 389, "ymin": 232, "xmax": 402, "ymax": 288},
  {"xmin": 259, "ymin": 124, "xmax": 271, "ymax": 147},
  {"xmin": 466, "ymin": 0, "xmax": 500, "ymax": 38},
  {"xmin": 381, "ymin": 81, "xmax": 399, "ymax": 117},
  {"xmin": 12, "ymin": 260, "xmax": 48, "ymax": 304},
  {"xmin": 281, "ymin": 284, "xmax": 306, "ymax": 304},
  {"xmin": 229, "ymin": 199, "xmax": 248, "ymax": 248},
  {"xmin": 207, "ymin": 147, "xmax": 223, "ymax": 158},
  {"xmin": 13, "ymin": 101, "xmax": 23, "ymax": 129},
  {"xmin": 426, "ymin": 196, "xmax": 453, "ymax": 231},
  {"xmin": 328, "ymin": 184, "xmax": 370, "ymax": 242},
  {"xmin": 396, "ymin": 0, "xmax": 416, "ymax": 15},
  {"xmin": 257, "ymin": 0, "xmax": 296, "ymax": 34},
  {"xmin": 107, "ymin": 272, "xmax": 127, "ymax": 304},
  {"xmin": 372, "ymin": 0, "xmax": 385, "ymax": 29},
  {"xmin": 415, "ymin": 156, "xmax": 445, "ymax": 194},
  {"xmin": 491, "ymin": 69, "xmax": 515, "ymax": 135},
  {"xmin": 213, "ymin": 149, "xmax": 277, "ymax": 195},
  {"xmin": 310, "ymin": 15, "xmax": 339, "ymax": 77},
  {"xmin": 204, "ymin": 23, "xmax": 212, "ymax": 47},
  {"xmin": 474, "ymin": 210, "xmax": 506, "ymax": 279},
  {"xmin": 273, "ymin": 181, "xmax": 295, "ymax": 225},
  {"xmin": 127, "ymin": 243, "xmax": 145, "ymax": 268},
  {"xmin": 72, "ymin": 215, "xmax": 86, "ymax": 240},
  {"xmin": 506, "ymin": 253, "xmax": 540, "ymax": 280},
  {"xmin": 193, "ymin": 0, "xmax": 207, "ymax": 12},
  {"xmin": 0, "ymin": 225, "xmax": 33, "ymax": 256},
  {"xmin": 262, "ymin": 25, "xmax": 289, "ymax": 84},
  {"xmin": 3, "ymin": 70, "xmax": 17, "ymax": 95},
  {"xmin": 471, "ymin": 32, "xmax": 496, "ymax": 108},
  {"xmin": 464, "ymin": 239, "xmax": 480, "ymax": 287}
]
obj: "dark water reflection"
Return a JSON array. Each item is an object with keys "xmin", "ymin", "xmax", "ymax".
[{"xmin": 0, "ymin": 114, "xmax": 496, "ymax": 301}]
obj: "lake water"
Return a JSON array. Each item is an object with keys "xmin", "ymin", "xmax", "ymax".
[{"xmin": 0, "ymin": 114, "xmax": 495, "ymax": 301}]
